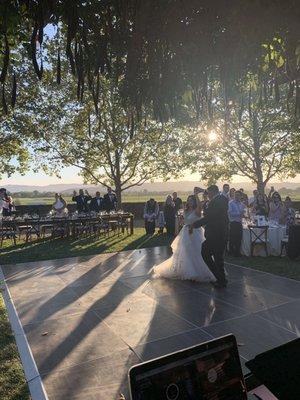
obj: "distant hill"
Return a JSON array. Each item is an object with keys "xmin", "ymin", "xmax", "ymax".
[{"xmin": 3, "ymin": 180, "xmax": 300, "ymax": 194}]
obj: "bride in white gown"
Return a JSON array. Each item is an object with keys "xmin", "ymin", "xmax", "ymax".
[{"xmin": 153, "ymin": 191, "xmax": 216, "ymax": 282}]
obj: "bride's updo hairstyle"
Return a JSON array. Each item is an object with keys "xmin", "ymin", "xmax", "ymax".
[{"xmin": 185, "ymin": 195, "xmax": 197, "ymax": 210}]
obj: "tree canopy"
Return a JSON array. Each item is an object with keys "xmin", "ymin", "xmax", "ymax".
[{"xmin": 1, "ymin": 0, "xmax": 300, "ymax": 119}]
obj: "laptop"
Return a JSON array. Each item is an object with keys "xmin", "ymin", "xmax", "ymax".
[{"xmin": 129, "ymin": 334, "xmax": 248, "ymax": 399}]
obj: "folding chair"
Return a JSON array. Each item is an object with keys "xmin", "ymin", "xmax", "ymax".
[{"xmin": 248, "ymin": 225, "xmax": 269, "ymax": 256}]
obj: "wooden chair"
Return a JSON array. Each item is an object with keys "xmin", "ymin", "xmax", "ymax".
[
  {"xmin": 0, "ymin": 220, "xmax": 17, "ymax": 247},
  {"xmin": 51, "ymin": 218, "xmax": 69, "ymax": 238},
  {"xmin": 25, "ymin": 218, "xmax": 41, "ymax": 242},
  {"xmin": 74, "ymin": 218, "xmax": 92, "ymax": 238},
  {"xmin": 92, "ymin": 218, "xmax": 110, "ymax": 237},
  {"xmin": 118, "ymin": 215, "xmax": 129, "ymax": 235},
  {"xmin": 248, "ymin": 225, "xmax": 269, "ymax": 256},
  {"xmin": 280, "ymin": 235, "xmax": 289, "ymax": 256}
]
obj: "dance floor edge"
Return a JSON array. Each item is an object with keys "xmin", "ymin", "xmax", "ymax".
[{"xmin": 1, "ymin": 246, "xmax": 299, "ymax": 400}]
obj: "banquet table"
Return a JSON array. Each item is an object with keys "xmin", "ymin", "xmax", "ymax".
[{"xmin": 241, "ymin": 224, "xmax": 286, "ymax": 257}]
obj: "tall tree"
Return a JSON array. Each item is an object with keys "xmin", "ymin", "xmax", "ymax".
[
  {"xmin": 189, "ymin": 84, "xmax": 300, "ymax": 193},
  {"xmin": 31, "ymin": 77, "xmax": 184, "ymax": 205}
]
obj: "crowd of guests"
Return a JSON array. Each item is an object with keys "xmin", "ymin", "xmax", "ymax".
[
  {"xmin": 144, "ymin": 192, "xmax": 183, "ymax": 235},
  {"xmin": 51, "ymin": 187, "xmax": 118, "ymax": 215},
  {"xmin": 143, "ymin": 184, "xmax": 298, "ymax": 257}
]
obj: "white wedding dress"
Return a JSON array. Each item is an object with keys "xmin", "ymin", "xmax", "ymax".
[{"xmin": 153, "ymin": 210, "xmax": 216, "ymax": 282}]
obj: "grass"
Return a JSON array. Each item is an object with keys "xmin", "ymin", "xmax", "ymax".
[
  {"xmin": 226, "ymin": 254, "xmax": 300, "ymax": 281},
  {"xmin": 14, "ymin": 195, "xmax": 171, "ymax": 206},
  {"xmin": 0, "ymin": 228, "xmax": 173, "ymax": 265},
  {"xmin": 0, "ymin": 295, "xmax": 31, "ymax": 400},
  {"xmin": 13, "ymin": 193, "xmax": 300, "ymax": 206}
]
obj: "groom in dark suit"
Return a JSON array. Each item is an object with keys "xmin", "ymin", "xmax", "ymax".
[{"xmin": 193, "ymin": 185, "xmax": 229, "ymax": 288}]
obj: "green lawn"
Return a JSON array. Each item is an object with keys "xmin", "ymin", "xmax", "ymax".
[
  {"xmin": 13, "ymin": 193, "xmax": 300, "ymax": 206},
  {"xmin": 14, "ymin": 194, "xmax": 171, "ymax": 206},
  {"xmin": 0, "ymin": 295, "xmax": 30, "ymax": 400},
  {"xmin": 0, "ymin": 228, "xmax": 173, "ymax": 265}
]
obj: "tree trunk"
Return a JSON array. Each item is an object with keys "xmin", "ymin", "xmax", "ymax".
[
  {"xmin": 115, "ymin": 183, "xmax": 122, "ymax": 209},
  {"xmin": 257, "ymin": 179, "xmax": 265, "ymax": 194}
]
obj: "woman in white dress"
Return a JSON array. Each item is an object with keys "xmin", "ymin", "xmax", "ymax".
[
  {"xmin": 153, "ymin": 190, "xmax": 216, "ymax": 283},
  {"xmin": 51, "ymin": 193, "xmax": 68, "ymax": 216}
]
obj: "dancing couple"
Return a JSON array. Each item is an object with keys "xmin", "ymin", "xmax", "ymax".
[{"xmin": 153, "ymin": 185, "xmax": 229, "ymax": 288}]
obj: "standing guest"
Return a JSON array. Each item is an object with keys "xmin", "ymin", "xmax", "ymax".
[
  {"xmin": 249, "ymin": 189, "xmax": 258, "ymax": 207},
  {"xmin": 229, "ymin": 188, "xmax": 236, "ymax": 201},
  {"xmin": 228, "ymin": 191, "xmax": 245, "ymax": 256},
  {"xmin": 253, "ymin": 193, "xmax": 269, "ymax": 216},
  {"xmin": 72, "ymin": 189, "xmax": 92, "ymax": 213},
  {"xmin": 90, "ymin": 191, "xmax": 104, "ymax": 212},
  {"xmin": 282, "ymin": 196, "xmax": 295, "ymax": 233},
  {"xmin": 239, "ymin": 188, "xmax": 249, "ymax": 206},
  {"xmin": 2, "ymin": 194, "xmax": 15, "ymax": 216},
  {"xmin": 201, "ymin": 190, "xmax": 210, "ymax": 214},
  {"xmin": 103, "ymin": 187, "xmax": 117, "ymax": 212},
  {"xmin": 221, "ymin": 183, "xmax": 230, "ymax": 200},
  {"xmin": 144, "ymin": 198, "xmax": 159, "ymax": 235},
  {"xmin": 172, "ymin": 192, "xmax": 183, "ymax": 213},
  {"xmin": 157, "ymin": 211, "xmax": 165, "ymax": 234},
  {"xmin": 268, "ymin": 191, "xmax": 283, "ymax": 223},
  {"xmin": 267, "ymin": 186, "xmax": 276, "ymax": 200},
  {"xmin": 52, "ymin": 193, "xmax": 68, "ymax": 215},
  {"xmin": 164, "ymin": 195, "xmax": 176, "ymax": 236},
  {"xmin": 0, "ymin": 188, "xmax": 7, "ymax": 216}
]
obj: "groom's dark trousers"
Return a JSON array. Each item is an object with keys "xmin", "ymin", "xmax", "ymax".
[
  {"xmin": 194, "ymin": 194, "xmax": 229, "ymax": 284},
  {"xmin": 201, "ymin": 238, "xmax": 227, "ymax": 283}
]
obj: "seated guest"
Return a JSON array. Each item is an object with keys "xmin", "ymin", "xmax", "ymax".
[
  {"xmin": 239, "ymin": 188, "xmax": 249, "ymax": 206},
  {"xmin": 282, "ymin": 196, "xmax": 295, "ymax": 233},
  {"xmin": 144, "ymin": 198, "xmax": 159, "ymax": 235},
  {"xmin": 268, "ymin": 191, "xmax": 283, "ymax": 223},
  {"xmin": 90, "ymin": 191, "xmax": 104, "ymax": 212},
  {"xmin": 172, "ymin": 192, "xmax": 183, "ymax": 213},
  {"xmin": 52, "ymin": 193, "xmax": 68, "ymax": 216},
  {"xmin": 229, "ymin": 187, "xmax": 236, "ymax": 201},
  {"xmin": 103, "ymin": 187, "xmax": 117, "ymax": 212},
  {"xmin": 253, "ymin": 193, "xmax": 269, "ymax": 216},
  {"xmin": 72, "ymin": 189, "xmax": 91, "ymax": 213},
  {"xmin": 221, "ymin": 183, "xmax": 230, "ymax": 200},
  {"xmin": 164, "ymin": 195, "xmax": 176, "ymax": 236},
  {"xmin": 228, "ymin": 191, "xmax": 245, "ymax": 256}
]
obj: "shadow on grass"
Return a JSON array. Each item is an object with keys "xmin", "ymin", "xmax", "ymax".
[{"xmin": 0, "ymin": 230, "xmax": 173, "ymax": 266}]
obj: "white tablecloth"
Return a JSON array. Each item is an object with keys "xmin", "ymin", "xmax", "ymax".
[{"xmin": 241, "ymin": 225, "xmax": 286, "ymax": 257}]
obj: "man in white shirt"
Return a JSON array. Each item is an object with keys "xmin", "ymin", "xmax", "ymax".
[
  {"xmin": 228, "ymin": 190, "xmax": 245, "ymax": 256},
  {"xmin": 249, "ymin": 189, "xmax": 258, "ymax": 207},
  {"xmin": 221, "ymin": 183, "xmax": 230, "ymax": 200}
]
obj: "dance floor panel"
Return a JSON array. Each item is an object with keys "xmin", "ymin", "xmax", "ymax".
[{"xmin": 2, "ymin": 247, "xmax": 299, "ymax": 400}]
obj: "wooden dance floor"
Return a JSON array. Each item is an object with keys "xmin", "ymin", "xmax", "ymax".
[{"xmin": 2, "ymin": 247, "xmax": 300, "ymax": 399}]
